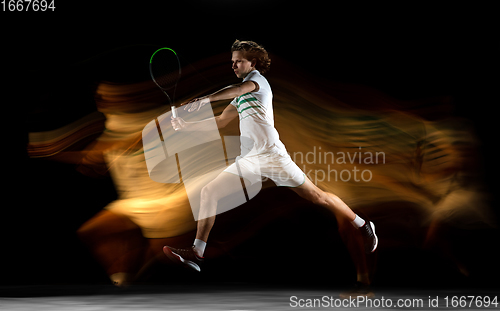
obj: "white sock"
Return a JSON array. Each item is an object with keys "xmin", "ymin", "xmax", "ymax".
[
  {"xmin": 351, "ymin": 214, "xmax": 366, "ymax": 229},
  {"xmin": 193, "ymin": 239, "xmax": 206, "ymax": 258}
]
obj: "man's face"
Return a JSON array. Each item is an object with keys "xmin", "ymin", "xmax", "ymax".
[{"xmin": 231, "ymin": 51, "xmax": 255, "ymax": 79}]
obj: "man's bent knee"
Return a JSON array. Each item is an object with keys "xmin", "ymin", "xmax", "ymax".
[{"xmin": 201, "ymin": 183, "xmax": 217, "ymax": 201}]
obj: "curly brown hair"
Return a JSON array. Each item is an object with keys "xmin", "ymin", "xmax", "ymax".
[{"xmin": 231, "ymin": 40, "xmax": 271, "ymax": 75}]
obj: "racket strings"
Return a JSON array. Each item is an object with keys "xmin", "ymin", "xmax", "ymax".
[
  {"xmin": 150, "ymin": 51, "xmax": 181, "ymax": 91},
  {"xmin": 152, "ymin": 69, "xmax": 180, "ymax": 90}
]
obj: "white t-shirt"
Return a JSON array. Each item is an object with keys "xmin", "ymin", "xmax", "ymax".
[{"xmin": 230, "ymin": 70, "xmax": 287, "ymax": 156}]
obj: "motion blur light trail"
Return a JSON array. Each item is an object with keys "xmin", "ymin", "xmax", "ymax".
[
  {"xmin": 27, "ymin": 51, "xmax": 493, "ymax": 236},
  {"xmin": 26, "ymin": 50, "xmax": 495, "ymax": 285}
]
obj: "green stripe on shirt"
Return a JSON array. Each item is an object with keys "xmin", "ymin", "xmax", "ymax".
[
  {"xmin": 237, "ymin": 92, "xmax": 251, "ymax": 101},
  {"xmin": 237, "ymin": 97, "xmax": 259, "ymax": 108}
]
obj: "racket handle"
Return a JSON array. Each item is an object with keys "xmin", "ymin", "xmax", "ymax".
[{"xmin": 171, "ymin": 106, "xmax": 179, "ymax": 131}]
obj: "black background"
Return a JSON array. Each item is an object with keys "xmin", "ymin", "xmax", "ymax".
[{"xmin": 2, "ymin": 1, "xmax": 499, "ymax": 291}]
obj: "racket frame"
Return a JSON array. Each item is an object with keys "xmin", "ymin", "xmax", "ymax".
[{"xmin": 149, "ymin": 47, "xmax": 181, "ymax": 116}]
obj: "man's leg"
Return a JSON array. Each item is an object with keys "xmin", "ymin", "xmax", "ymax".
[
  {"xmin": 194, "ymin": 172, "xmax": 246, "ymax": 252},
  {"xmin": 289, "ymin": 177, "xmax": 355, "ymax": 220},
  {"xmin": 289, "ymin": 177, "xmax": 378, "ymax": 253},
  {"xmin": 163, "ymin": 172, "xmax": 246, "ymax": 271}
]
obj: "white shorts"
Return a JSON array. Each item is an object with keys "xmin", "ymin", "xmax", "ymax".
[{"xmin": 223, "ymin": 148, "xmax": 306, "ymax": 188}]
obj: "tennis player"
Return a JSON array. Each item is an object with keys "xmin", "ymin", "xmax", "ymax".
[{"xmin": 163, "ymin": 40, "xmax": 378, "ymax": 272}]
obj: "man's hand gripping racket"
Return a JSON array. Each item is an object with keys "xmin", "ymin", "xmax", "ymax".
[{"xmin": 171, "ymin": 97, "xmax": 210, "ymax": 131}]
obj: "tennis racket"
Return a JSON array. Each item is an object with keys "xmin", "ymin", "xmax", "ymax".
[
  {"xmin": 149, "ymin": 47, "xmax": 181, "ymax": 121},
  {"xmin": 149, "ymin": 47, "xmax": 184, "ymax": 184}
]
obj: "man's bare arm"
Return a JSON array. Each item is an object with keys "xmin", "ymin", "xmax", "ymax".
[
  {"xmin": 207, "ymin": 81, "xmax": 259, "ymax": 102},
  {"xmin": 215, "ymin": 103, "xmax": 239, "ymax": 128},
  {"xmin": 172, "ymin": 104, "xmax": 238, "ymax": 131},
  {"xmin": 182, "ymin": 80, "xmax": 259, "ymax": 113},
  {"xmin": 183, "ymin": 80, "xmax": 258, "ymax": 106}
]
